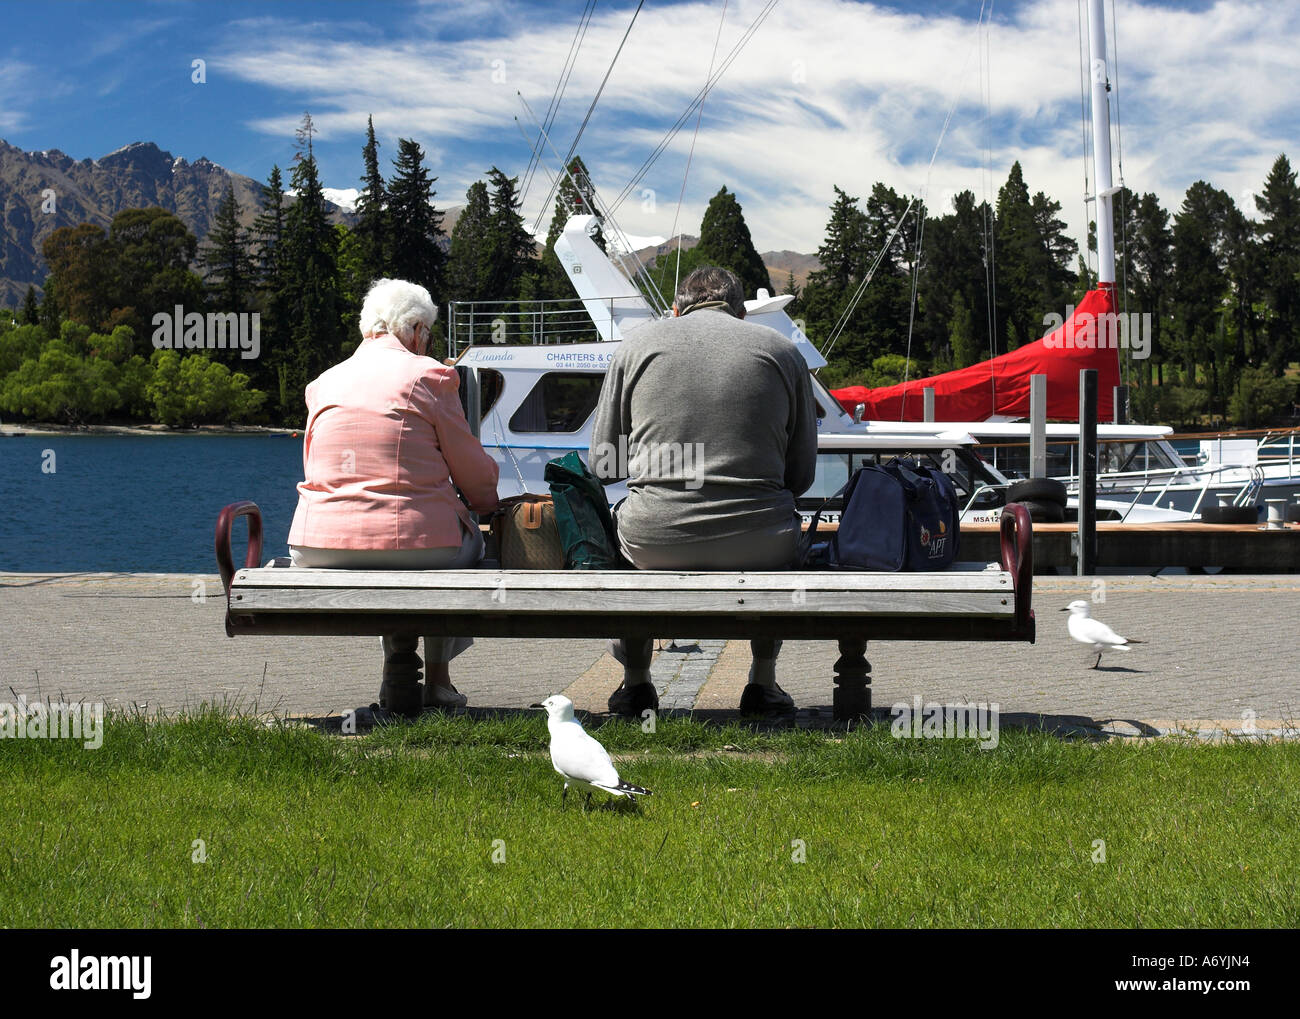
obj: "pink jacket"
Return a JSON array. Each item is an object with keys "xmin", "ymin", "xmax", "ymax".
[{"xmin": 287, "ymin": 333, "xmax": 499, "ymax": 550}]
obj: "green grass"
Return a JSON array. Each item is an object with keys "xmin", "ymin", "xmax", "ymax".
[{"xmin": 1, "ymin": 709, "xmax": 1296, "ymax": 928}]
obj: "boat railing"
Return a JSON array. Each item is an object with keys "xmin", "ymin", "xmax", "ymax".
[
  {"xmin": 1061, "ymin": 460, "xmax": 1261, "ymax": 512},
  {"xmin": 446, "ymin": 296, "xmax": 649, "ymax": 358},
  {"xmin": 1256, "ymin": 428, "xmax": 1300, "ymax": 475}
]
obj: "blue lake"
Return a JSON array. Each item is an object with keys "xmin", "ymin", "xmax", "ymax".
[{"xmin": 1, "ymin": 435, "xmax": 304, "ymax": 573}]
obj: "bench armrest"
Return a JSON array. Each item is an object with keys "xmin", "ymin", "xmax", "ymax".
[
  {"xmin": 999, "ymin": 503, "xmax": 1034, "ymax": 638},
  {"xmin": 216, "ymin": 501, "xmax": 264, "ymax": 598}
]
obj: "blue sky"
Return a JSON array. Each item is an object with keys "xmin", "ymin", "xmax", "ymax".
[{"xmin": 2, "ymin": 0, "xmax": 1295, "ymax": 257}]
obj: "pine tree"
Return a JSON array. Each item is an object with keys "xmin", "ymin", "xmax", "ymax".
[
  {"xmin": 994, "ymin": 161, "xmax": 1042, "ymax": 354},
  {"xmin": 1255, "ymin": 154, "xmax": 1300, "ymax": 371},
  {"xmin": 251, "ymin": 165, "xmax": 290, "ymax": 407},
  {"xmin": 918, "ymin": 189, "xmax": 993, "ymax": 367},
  {"xmin": 1172, "ymin": 181, "xmax": 1235, "ymax": 404},
  {"xmin": 19, "ymin": 285, "xmax": 39, "ymax": 325},
  {"xmin": 694, "ymin": 186, "xmax": 772, "ymax": 300},
  {"xmin": 200, "ymin": 183, "xmax": 255, "ymax": 319},
  {"xmin": 446, "ymin": 180, "xmax": 493, "ymax": 302},
  {"xmin": 354, "ymin": 116, "xmax": 388, "ymax": 285},
  {"xmin": 281, "ymin": 136, "xmax": 343, "ymax": 419},
  {"xmin": 800, "ymin": 187, "xmax": 869, "ymax": 365},
  {"xmin": 387, "ymin": 138, "xmax": 446, "ymax": 304},
  {"xmin": 538, "ymin": 155, "xmax": 603, "ymax": 299},
  {"xmin": 1030, "ymin": 189, "xmax": 1078, "ymax": 313},
  {"xmin": 483, "ymin": 167, "xmax": 537, "ymax": 301}
]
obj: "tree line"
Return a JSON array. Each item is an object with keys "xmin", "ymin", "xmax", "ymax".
[{"xmin": 2, "ymin": 113, "xmax": 1297, "ymax": 429}]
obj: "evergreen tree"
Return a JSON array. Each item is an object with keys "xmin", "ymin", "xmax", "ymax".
[
  {"xmin": 800, "ymin": 187, "xmax": 870, "ymax": 366},
  {"xmin": 994, "ymin": 162, "xmax": 1043, "ymax": 354},
  {"xmin": 1255, "ymin": 154, "xmax": 1300, "ymax": 371},
  {"xmin": 19, "ymin": 285, "xmax": 40, "ymax": 326},
  {"xmin": 251, "ymin": 165, "xmax": 290, "ymax": 406},
  {"xmin": 857, "ymin": 182, "xmax": 920, "ymax": 358},
  {"xmin": 1172, "ymin": 181, "xmax": 1234, "ymax": 404},
  {"xmin": 200, "ymin": 183, "xmax": 255, "ymax": 320},
  {"xmin": 948, "ymin": 292, "xmax": 979, "ymax": 368},
  {"xmin": 483, "ymin": 167, "xmax": 537, "ymax": 301},
  {"xmin": 1030, "ymin": 189, "xmax": 1078, "ymax": 311},
  {"xmin": 387, "ymin": 137, "xmax": 446, "ymax": 303},
  {"xmin": 919, "ymin": 189, "xmax": 994, "ymax": 367},
  {"xmin": 538, "ymin": 155, "xmax": 603, "ymax": 299},
  {"xmin": 354, "ymin": 116, "xmax": 388, "ymax": 285},
  {"xmin": 281, "ymin": 135, "xmax": 343, "ymax": 419},
  {"xmin": 446, "ymin": 180, "xmax": 493, "ymax": 302},
  {"xmin": 41, "ymin": 223, "xmax": 115, "ymax": 329},
  {"xmin": 694, "ymin": 186, "xmax": 772, "ymax": 300}
]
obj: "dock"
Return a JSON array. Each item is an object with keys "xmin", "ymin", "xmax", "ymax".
[{"xmin": 959, "ymin": 520, "xmax": 1300, "ymax": 572}]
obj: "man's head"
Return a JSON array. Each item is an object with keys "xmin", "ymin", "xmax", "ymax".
[
  {"xmin": 360, "ymin": 278, "xmax": 438, "ymax": 355},
  {"xmin": 673, "ymin": 266, "xmax": 746, "ymax": 319}
]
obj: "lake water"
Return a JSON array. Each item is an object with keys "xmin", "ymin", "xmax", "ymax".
[{"xmin": 1, "ymin": 435, "xmax": 303, "ymax": 573}]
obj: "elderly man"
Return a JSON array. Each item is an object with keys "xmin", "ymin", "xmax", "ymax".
[
  {"xmin": 288, "ymin": 278, "xmax": 499, "ymax": 716},
  {"xmin": 590, "ymin": 265, "xmax": 818, "ymax": 717}
]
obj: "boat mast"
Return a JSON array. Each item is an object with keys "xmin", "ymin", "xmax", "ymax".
[{"xmin": 1088, "ymin": 0, "xmax": 1117, "ymax": 286}]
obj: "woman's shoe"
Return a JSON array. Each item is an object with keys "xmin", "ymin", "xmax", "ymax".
[{"xmin": 423, "ymin": 683, "xmax": 468, "ymax": 711}]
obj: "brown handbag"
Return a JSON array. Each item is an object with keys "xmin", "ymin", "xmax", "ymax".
[{"xmin": 491, "ymin": 493, "xmax": 565, "ymax": 569}]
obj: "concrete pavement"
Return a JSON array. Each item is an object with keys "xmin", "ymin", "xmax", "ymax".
[{"xmin": 2, "ymin": 572, "xmax": 1297, "ymax": 737}]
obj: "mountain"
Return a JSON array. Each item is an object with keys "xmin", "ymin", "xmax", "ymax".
[
  {"xmin": 0, "ymin": 140, "xmax": 354, "ymax": 308},
  {"xmin": 630, "ymin": 234, "xmax": 821, "ymax": 293}
]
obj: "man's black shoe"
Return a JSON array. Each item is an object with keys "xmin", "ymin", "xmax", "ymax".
[
  {"xmin": 608, "ymin": 681, "xmax": 659, "ymax": 717},
  {"xmin": 739, "ymin": 682, "xmax": 795, "ymax": 717}
]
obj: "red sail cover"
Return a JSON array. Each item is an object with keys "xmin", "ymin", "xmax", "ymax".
[{"xmin": 831, "ymin": 285, "xmax": 1121, "ymax": 422}]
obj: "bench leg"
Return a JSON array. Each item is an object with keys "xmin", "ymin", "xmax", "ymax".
[
  {"xmin": 379, "ymin": 635, "xmax": 424, "ymax": 717},
  {"xmin": 832, "ymin": 638, "xmax": 871, "ymax": 722}
]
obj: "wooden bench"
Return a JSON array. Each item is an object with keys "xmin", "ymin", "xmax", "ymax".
[{"xmin": 215, "ymin": 503, "xmax": 1035, "ymax": 720}]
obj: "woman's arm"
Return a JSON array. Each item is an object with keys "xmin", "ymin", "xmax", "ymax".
[{"xmin": 426, "ymin": 369, "xmax": 500, "ymax": 513}]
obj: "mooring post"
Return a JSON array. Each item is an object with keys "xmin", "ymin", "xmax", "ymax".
[
  {"xmin": 1078, "ymin": 370, "xmax": 1098, "ymax": 575},
  {"xmin": 1113, "ymin": 384, "xmax": 1129, "ymax": 425},
  {"xmin": 1030, "ymin": 374, "xmax": 1047, "ymax": 478}
]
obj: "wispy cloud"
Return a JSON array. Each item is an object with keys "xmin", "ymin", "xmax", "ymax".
[
  {"xmin": 0, "ymin": 60, "xmax": 39, "ymax": 133},
  {"xmin": 211, "ymin": 0, "xmax": 1300, "ymax": 254}
]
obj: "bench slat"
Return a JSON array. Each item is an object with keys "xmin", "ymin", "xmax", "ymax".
[
  {"xmin": 232, "ymin": 568, "xmax": 1012, "ymax": 595},
  {"xmin": 232, "ymin": 586, "xmax": 1014, "ymax": 618}
]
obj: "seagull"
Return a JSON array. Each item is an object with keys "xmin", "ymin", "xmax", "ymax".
[
  {"xmin": 1061, "ymin": 600, "xmax": 1145, "ymax": 668},
  {"xmin": 531, "ymin": 695, "xmax": 652, "ymax": 807}
]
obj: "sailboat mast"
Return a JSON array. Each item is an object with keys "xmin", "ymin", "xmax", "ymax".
[{"xmin": 1088, "ymin": 0, "xmax": 1116, "ymax": 286}]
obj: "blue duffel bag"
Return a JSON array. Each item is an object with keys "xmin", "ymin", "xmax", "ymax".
[{"xmin": 803, "ymin": 456, "xmax": 960, "ymax": 571}]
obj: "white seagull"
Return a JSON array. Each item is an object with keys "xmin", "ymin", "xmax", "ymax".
[
  {"xmin": 1061, "ymin": 600, "xmax": 1144, "ymax": 668},
  {"xmin": 531, "ymin": 695, "xmax": 652, "ymax": 807}
]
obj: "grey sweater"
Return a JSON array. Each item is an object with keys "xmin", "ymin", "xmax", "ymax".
[{"xmin": 589, "ymin": 307, "xmax": 818, "ymax": 545}]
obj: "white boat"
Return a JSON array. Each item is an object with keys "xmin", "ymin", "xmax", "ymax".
[{"xmin": 964, "ymin": 422, "xmax": 1300, "ymax": 520}]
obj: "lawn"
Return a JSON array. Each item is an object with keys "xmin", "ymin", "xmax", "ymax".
[{"xmin": 1, "ymin": 709, "xmax": 1296, "ymax": 928}]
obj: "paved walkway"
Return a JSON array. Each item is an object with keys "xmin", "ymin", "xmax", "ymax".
[{"xmin": 2, "ymin": 572, "xmax": 1297, "ymax": 736}]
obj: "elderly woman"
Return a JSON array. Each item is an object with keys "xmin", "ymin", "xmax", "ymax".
[{"xmin": 288, "ymin": 278, "xmax": 499, "ymax": 715}]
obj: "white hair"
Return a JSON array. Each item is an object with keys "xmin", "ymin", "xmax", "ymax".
[{"xmin": 359, "ymin": 278, "xmax": 437, "ymax": 342}]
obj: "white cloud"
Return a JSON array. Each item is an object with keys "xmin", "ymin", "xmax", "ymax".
[{"xmin": 214, "ymin": 0, "xmax": 1300, "ymax": 257}]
